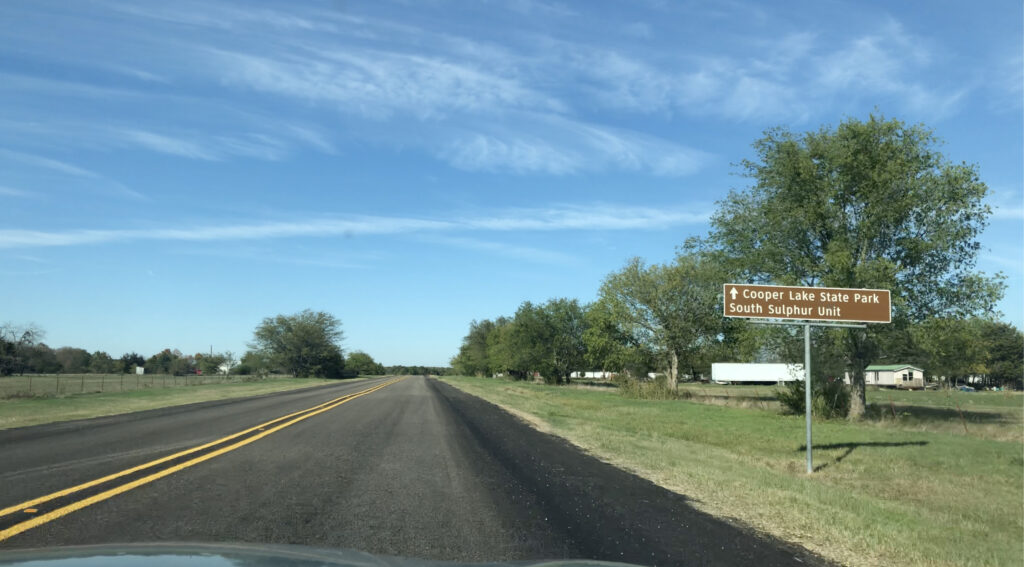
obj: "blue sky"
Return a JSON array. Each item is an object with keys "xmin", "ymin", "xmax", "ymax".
[{"xmin": 1, "ymin": 0, "xmax": 1021, "ymax": 367}]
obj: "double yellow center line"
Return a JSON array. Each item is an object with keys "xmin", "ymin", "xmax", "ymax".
[{"xmin": 0, "ymin": 377, "xmax": 404, "ymax": 543}]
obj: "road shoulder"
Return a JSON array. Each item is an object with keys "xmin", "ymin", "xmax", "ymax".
[{"xmin": 429, "ymin": 378, "xmax": 830, "ymax": 566}]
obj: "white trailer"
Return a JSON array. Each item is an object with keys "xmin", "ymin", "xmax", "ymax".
[{"xmin": 711, "ymin": 363, "xmax": 803, "ymax": 384}]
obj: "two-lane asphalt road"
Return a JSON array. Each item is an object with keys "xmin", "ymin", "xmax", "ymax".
[{"xmin": 0, "ymin": 376, "xmax": 826, "ymax": 566}]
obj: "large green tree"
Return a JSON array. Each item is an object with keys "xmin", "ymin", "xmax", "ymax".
[
  {"xmin": 459, "ymin": 300, "xmax": 587, "ymax": 384},
  {"xmin": 596, "ymin": 253, "xmax": 726, "ymax": 388},
  {"xmin": 196, "ymin": 352, "xmax": 227, "ymax": 375},
  {"xmin": 145, "ymin": 349, "xmax": 181, "ymax": 374},
  {"xmin": 709, "ymin": 114, "xmax": 1003, "ymax": 417},
  {"xmin": 89, "ymin": 351, "xmax": 118, "ymax": 374},
  {"xmin": 979, "ymin": 320, "xmax": 1023, "ymax": 387},
  {"xmin": 250, "ymin": 310, "xmax": 346, "ymax": 378},
  {"xmin": 0, "ymin": 323, "xmax": 42, "ymax": 376},
  {"xmin": 583, "ymin": 298, "xmax": 656, "ymax": 378},
  {"xmin": 484, "ymin": 317, "xmax": 518, "ymax": 378},
  {"xmin": 346, "ymin": 351, "xmax": 385, "ymax": 375},
  {"xmin": 55, "ymin": 347, "xmax": 92, "ymax": 374},
  {"xmin": 539, "ymin": 298, "xmax": 588, "ymax": 384},
  {"xmin": 451, "ymin": 319, "xmax": 498, "ymax": 376},
  {"xmin": 914, "ymin": 317, "xmax": 1024, "ymax": 387},
  {"xmin": 120, "ymin": 352, "xmax": 145, "ymax": 374},
  {"xmin": 912, "ymin": 317, "xmax": 988, "ymax": 384},
  {"xmin": 25, "ymin": 343, "xmax": 61, "ymax": 374}
]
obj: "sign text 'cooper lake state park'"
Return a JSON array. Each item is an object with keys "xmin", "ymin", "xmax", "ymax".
[{"xmin": 723, "ymin": 283, "xmax": 891, "ymax": 323}]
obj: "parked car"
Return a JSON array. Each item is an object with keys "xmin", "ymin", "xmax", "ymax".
[{"xmin": 956, "ymin": 385, "xmax": 976, "ymax": 392}]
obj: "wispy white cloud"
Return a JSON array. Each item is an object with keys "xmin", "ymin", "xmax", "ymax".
[
  {"xmin": 0, "ymin": 0, "xmax": 987, "ymax": 179},
  {"xmin": 0, "ymin": 148, "xmax": 144, "ymax": 199},
  {"xmin": 211, "ymin": 46, "xmax": 566, "ymax": 120},
  {"xmin": 813, "ymin": 20, "xmax": 966, "ymax": 118},
  {"xmin": 2, "ymin": 2, "xmax": 713, "ymax": 177},
  {"xmin": 989, "ymin": 51, "xmax": 1024, "ymax": 111},
  {"xmin": 463, "ymin": 204, "xmax": 711, "ymax": 231},
  {"xmin": 0, "ymin": 72, "xmax": 147, "ymax": 101},
  {"xmin": 990, "ymin": 206, "xmax": 1024, "ymax": 220},
  {"xmin": 981, "ymin": 253, "xmax": 1024, "ymax": 272},
  {"xmin": 170, "ymin": 245, "xmax": 373, "ymax": 269},
  {"xmin": 422, "ymin": 235, "xmax": 575, "ymax": 265},
  {"xmin": 0, "ymin": 114, "xmax": 326, "ymax": 164},
  {"xmin": 492, "ymin": 0, "xmax": 576, "ymax": 18},
  {"xmin": 0, "ymin": 203, "xmax": 711, "ymax": 249},
  {"xmin": 554, "ymin": 20, "xmax": 964, "ymax": 122},
  {"xmin": 439, "ymin": 134, "xmax": 582, "ymax": 175},
  {"xmin": 0, "ymin": 186, "xmax": 32, "ymax": 198},
  {"xmin": 986, "ymin": 186, "xmax": 1024, "ymax": 220},
  {"xmin": 104, "ymin": 65, "xmax": 169, "ymax": 84},
  {"xmin": 0, "ymin": 217, "xmax": 448, "ymax": 249},
  {"xmin": 121, "ymin": 130, "xmax": 295, "ymax": 162},
  {"xmin": 105, "ymin": 0, "xmax": 345, "ymax": 33},
  {"xmin": 0, "ymin": 148, "xmax": 101, "ymax": 179},
  {"xmin": 118, "ymin": 130, "xmax": 220, "ymax": 161},
  {"xmin": 438, "ymin": 115, "xmax": 710, "ymax": 175}
]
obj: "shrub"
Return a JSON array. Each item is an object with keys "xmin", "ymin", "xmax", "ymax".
[
  {"xmin": 618, "ymin": 376, "xmax": 694, "ymax": 401},
  {"xmin": 777, "ymin": 376, "xmax": 850, "ymax": 419}
]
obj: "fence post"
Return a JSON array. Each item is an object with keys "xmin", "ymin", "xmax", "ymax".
[
  {"xmin": 29, "ymin": 375, "xmax": 33, "ymax": 395},
  {"xmin": 81, "ymin": 374, "xmax": 85, "ymax": 393},
  {"xmin": 57, "ymin": 375, "xmax": 62, "ymax": 395}
]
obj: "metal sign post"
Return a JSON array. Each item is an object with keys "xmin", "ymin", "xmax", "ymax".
[
  {"xmin": 726, "ymin": 283, "xmax": 889, "ymax": 474},
  {"xmin": 752, "ymin": 320, "xmax": 866, "ymax": 473},
  {"xmin": 804, "ymin": 323, "xmax": 811, "ymax": 474}
]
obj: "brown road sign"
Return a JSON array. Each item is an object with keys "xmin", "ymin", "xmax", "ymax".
[{"xmin": 723, "ymin": 283, "xmax": 891, "ymax": 323}]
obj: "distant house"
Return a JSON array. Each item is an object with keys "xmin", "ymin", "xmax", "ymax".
[{"xmin": 844, "ymin": 365, "xmax": 924, "ymax": 389}]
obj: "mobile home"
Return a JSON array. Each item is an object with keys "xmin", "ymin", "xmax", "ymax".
[{"xmin": 844, "ymin": 364, "xmax": 924, "ymax": 389}]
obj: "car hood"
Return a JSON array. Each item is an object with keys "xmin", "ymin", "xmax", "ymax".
[{"xmin": 0, "ymin": 542, "xmax": 643, "ymax": 567}]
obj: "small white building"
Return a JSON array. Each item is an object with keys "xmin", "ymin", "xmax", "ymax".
[
  {"xmin": 711, "ymin": 363, "xmax": 803, "ymax": 384},
  {"xmin": 844, "ymin": 364, "xmax": 924, "ymax": 389}
]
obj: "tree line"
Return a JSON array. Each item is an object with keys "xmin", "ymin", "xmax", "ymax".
[
  {"xmin": 0, "ymin": 309, "xmax": 394, "ymax": 379},
  {"xmin": 452, "ymin": 114, "xmax": 1023, "ymax": 416}
]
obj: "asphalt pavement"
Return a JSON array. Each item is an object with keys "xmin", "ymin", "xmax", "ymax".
[{"xmin": 0, "ymin": 376, "xmax": 828, "ymax": 566}]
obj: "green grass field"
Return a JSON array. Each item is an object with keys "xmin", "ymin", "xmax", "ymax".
[
  {"xmin": 441, "ymin": 376, "xmax": 1024, "ymax": 567},
  {"xmin": 647, "ymin": 381, "xmax": 1022, "ymax": 442},
  {"xmin": 0, "ymin": 377, "xmax": 344, "ymax": 430},
  {"xmin": 0, "ymin": 373, "xmax": 266, "ymax": 398}
]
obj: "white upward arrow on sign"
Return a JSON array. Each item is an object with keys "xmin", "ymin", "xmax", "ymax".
[{"xmin": 729, "ymin": 287, "xmax": 737, "ymax": 300}]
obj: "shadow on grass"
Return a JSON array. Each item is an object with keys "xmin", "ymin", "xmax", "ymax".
[
  {"xmin": 866, "ymin": 404, "xmax": 1012, "ymax": 424},
  {"xmin": 696, "ymin": 393, "xmax": 780, "ymax": 402},
  {"xmin": 570, "ymin": 380, "xmax": 618, "ymax": 389},
  {"xmin": 796, "ymin": 441, "xmax": 930, "ymax": 472}
]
